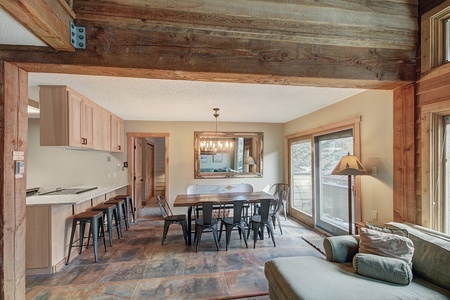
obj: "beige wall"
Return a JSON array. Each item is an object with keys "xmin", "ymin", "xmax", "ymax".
[
  {"xmin": 125, "ymin": 121, "xmax": 285, "ymax": 209},
  {"xmin": 284, "ymin": 90, "xmax": 394, "ymax": 223},
  {"xmin": 27, "ymin": 118, "xmax": 128, "ymax": 191}
]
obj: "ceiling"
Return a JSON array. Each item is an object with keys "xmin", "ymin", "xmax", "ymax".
[{"xmin": 2, "ymin": 7, "xmax": 365, "ymax": 123}]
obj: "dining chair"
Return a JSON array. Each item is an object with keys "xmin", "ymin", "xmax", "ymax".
[
  {"xmin": 269, "ymin": 183, "xmax": 290, "ymax": 221},
  {"xmin": 219, "ymin": 200, "xmax": 248, "ymax": 250},
  {"xmin": 247, "ymin": 198, "xmax": 276, "ymax": 248},
  {"xmin": 157, "ymin": 195, "xmax": 188, "ymax": 245},
  {"xmin": 194, "ymin": 201, "xmax": 222, "ymax": 252},
  {"xmin": 270, "ymin": 189, "xmax": 287, "ymax": 235}
]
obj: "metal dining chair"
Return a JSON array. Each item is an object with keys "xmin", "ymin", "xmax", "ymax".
[
  {"xmin": 194, "ymin": 201, "xmax": 222, "ymax": 252},
  {"xmin": 157, "ymin": 195, "xmax": 188, "ymax": 245},
  {"xmin": 247, "ymin": 198, "xmax": 276, "ymax": 248},
  {"xmin": 270, "ymin": 189, "xmax": 287, "ymax": 235},
  {"xmin": 219, "ymin": 200, "xmax": 249, "ymax": 250},
  {"xmin": 269, "ymin": 183, "xmax": 290, "ymax": 221}
]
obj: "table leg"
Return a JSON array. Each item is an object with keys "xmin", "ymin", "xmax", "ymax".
[{"xmin": 187, "ymin": 206, "xmax": 192, "ymax": 245}]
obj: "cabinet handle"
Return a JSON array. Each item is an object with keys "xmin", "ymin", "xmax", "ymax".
[
  {"xmin": 118, "ymin": 145, "xmax": 121, "ymax": 150},
  {"xmin": 82, "ymin": 138, "xmax": 87, "ymax": 145}
]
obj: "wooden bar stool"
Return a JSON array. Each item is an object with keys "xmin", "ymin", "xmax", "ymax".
[
  {"xmin": 66, "ymin": 211, "xmax": 107, "ymax": 264},
  {"xmin": 105, "ymin": 198, "xmax": 129, "ymax": 232},
  {"xmin": 115, "ymin": 195, "xmax": 135, "ymax": 223},
  {"xmin": 91, "ymin": 203, "xmax": 121, "ymax": 246}
]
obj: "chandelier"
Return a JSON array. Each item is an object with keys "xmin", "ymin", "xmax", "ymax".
[{"xmin": 200, "ymin": 108, "xmax": 234, "ymax": 154}]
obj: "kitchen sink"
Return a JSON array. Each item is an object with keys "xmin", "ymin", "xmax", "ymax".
[{"xmin": 38, "ymin": 187, "xmax": 98, "ymax": 196}]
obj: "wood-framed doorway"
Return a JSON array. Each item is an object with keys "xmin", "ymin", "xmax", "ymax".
[{"xmin": 126, "ymin": 132, "xmax": 169, "ymax": 214}]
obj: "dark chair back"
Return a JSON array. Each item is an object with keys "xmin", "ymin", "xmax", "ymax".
[
  {"xmin": 269, "ymin": 183, "xmax": 290, "ymax": 200},
  {"xmin": 231, "ymin": 200, "xmax": 247, "ymax": 224},
  {"xmin": 195, "ymin": 201, "xmax": 221, "ymax": 225},
  {"xmin": 157, "ymin": 194, "xmax": 173, "ymax": 218},
  {"xmin": 272, "ymin": 190, "xmax": 286, "ymax": 214},
  {"xmin": 258, "ymin": 198, "xmax": 272, "ymax": 222}
]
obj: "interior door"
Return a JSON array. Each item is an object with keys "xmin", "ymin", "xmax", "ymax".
[
  {"xmin": 145, "ymin": 142, "xmax": 154, "ymax": 201},
  {"xmin": 134, "ymin": 138, "xmax": 144, "ymax": 208}
]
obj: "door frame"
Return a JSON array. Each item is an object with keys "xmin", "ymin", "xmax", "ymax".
[{"xmin": 127, "ymin": 132, "xmax": 170, "ymax": 210}]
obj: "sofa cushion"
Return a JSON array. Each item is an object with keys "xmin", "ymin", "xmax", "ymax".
[
  {"xmin": 323, "ymin": 235, "xmax": 359, "ymax": 263},
  {"xmin": 365, "ymin": 223, "xmax": 409, "ymax": 237},
  {"xmin": 359, "ymin": 227, "xmax": 414, "ymax": 266},
  {"xmin": 264, "ymin": 256, "xmax": 450, "ymax": 300},
  {"xmin": 353, "ymin": 253, "xmax": 413, "ymax": 285},
  {"xmin": 388, "ymin": 222, "xmax": 450, "ymax": 290}
]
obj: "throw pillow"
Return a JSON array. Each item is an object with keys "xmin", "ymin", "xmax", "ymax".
[
  {"xmin": 353, "ymin": 253, "xmax": 413, "ymax": 285},
  {"xmin": 359, "ymin": 227, "xmax": 414, "ymax": 266},
  {"xmin": 365, "ymin": 223, "xmax": 409, "ymax": 237}
]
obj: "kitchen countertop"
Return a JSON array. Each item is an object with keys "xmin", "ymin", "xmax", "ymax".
[{"xmin": 26, "ymin": 184, "xmax": 129, "ymax": 206}]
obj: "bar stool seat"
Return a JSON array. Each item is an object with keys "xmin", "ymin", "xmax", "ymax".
[
  {"xmin": 91, "ymin": 203, "xmax": 121, "ymax": 246},
  {"xmin": 105, "ymin": 198, "xmax": 129, "ymax": 232},
  {"xmin": 66, "ymin": 210, "xmax": 107, "ymax": 264},
  {"xmin": 114, "ymin": 195, "xmax": 135, "ymax": 223}
]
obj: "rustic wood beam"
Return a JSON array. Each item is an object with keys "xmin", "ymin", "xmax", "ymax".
[
  {"xmin": 0, "ymin": 0, "xmax": 75, "ymax": 51},
  {"xmin": 0, "ymin": 22, "xmax": 417, "ymax": 89}
]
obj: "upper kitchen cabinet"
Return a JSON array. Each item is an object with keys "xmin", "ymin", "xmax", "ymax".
[
  {"xmin": 93, "ymin": 103, "xmax": 111, "ymax": 151},
  {"xmin": 39, "ymin": 85, "xmax": 124, "ymax": 152},
  {"xmin": 40, "ymin": 86, "xmax": 94, "ymax": 149},
  {"xmin": 110, "ymin": 114, "xmax": 124, "ymax": 152}
]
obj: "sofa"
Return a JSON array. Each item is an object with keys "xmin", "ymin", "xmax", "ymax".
[{"xmin": 264, "ymin": 222, "xmax": 450, "ymax": 300}]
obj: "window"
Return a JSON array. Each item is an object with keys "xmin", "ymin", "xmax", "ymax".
[
  {"xmin": 421, "ymin": 102, "xmax": 450, "ymax": 234},
  {"xmin": 287, "ymin": 117, "xmax": 361, "ymax": 235}
]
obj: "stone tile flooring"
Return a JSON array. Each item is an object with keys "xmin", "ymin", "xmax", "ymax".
[{"xmin": 26, "ymin": 203, "xmax": 324, "ymax": 300}]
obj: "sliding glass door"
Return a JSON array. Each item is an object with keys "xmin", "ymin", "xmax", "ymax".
[
  {"xmin": 315, "ymin": 130, "xmax": 353, "ymax": 235},
  {"xmin": 289, "ymin": 138, "xmax": 313, "ymax": 227}
]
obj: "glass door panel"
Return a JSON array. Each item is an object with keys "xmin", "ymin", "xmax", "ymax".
[
  {"xmin": 289, "ymin": 138, "xmax": 313, "ymax": 227},
  {"xmin": 315, "ymin": 129, "xmax": 353, "ymax": 235}
]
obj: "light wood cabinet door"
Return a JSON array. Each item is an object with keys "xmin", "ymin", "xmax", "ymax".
[
  {"xmin": 67, "ymin": 89, "xmax": 94, "ymax": 148},
  {"xmin": 93, "ymin": 104, "xmax": 110, "ymax": 151},
  {"xmin": 110, "ymin": 114, "xmax": 124, "ymax": 152}
]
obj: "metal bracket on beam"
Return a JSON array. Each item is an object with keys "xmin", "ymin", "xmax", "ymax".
[{"xmin": 70, "ymin": 22, "xmax": 86, "ymax": 49}]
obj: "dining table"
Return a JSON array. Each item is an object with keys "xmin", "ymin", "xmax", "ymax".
[{"xmin": 173, "ymin": 191, "xmax": 273, "ymax": 245}]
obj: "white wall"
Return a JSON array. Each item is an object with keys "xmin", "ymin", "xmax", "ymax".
[
  {"xmin": 125, "ymin": 121, "xmax": 285, "ymax": 208},
  {"xmin": 27, "ymin": 118, "xmax": 128, "ymax": 192},
  {"xmin": 284, "ymin": 90, "xmax": 394, "ymax": 223}
]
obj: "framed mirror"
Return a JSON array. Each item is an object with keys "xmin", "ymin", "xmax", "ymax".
[{"xmin": 194, "ymin": 131, "xmax": 263, "ymax": 178}]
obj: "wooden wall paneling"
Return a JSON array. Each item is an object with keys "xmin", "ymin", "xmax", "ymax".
[
  {"xmin": 0, "ymin": 62, "xmax": 28, "ymax": 299},
  {"xmin": 25, "ymin": 206, "xmax": 51, "ymax": 271},
  {"xmin": 393, "ymin": 83, "xmax": 416, "ymax": 223}
]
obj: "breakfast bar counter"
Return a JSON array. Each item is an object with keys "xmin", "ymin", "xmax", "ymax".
[
  {"xmin": 26, "ymin": 184, "xmax": 129, "ymax": 206},
  {"xmin": 26, "ymin": 183, "xmax": 129, "ymax": 275}
]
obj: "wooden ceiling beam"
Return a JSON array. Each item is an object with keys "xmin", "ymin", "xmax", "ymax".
[{"xmin": 0, "ymin": 0, "xmax": 75, "ymax": 51}]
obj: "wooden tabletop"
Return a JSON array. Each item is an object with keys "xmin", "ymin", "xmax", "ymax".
[{"xmin": 173, "ymin": 191, "xmax": 273, "ymax": 207}]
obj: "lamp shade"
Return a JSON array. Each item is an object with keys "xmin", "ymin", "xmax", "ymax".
[
  {"xmin": 331, "ymin": 153, "xmax": 368, "ymax": 176},
  {"xmin": 244, "ymin": 156, "xmax": 256, "ymax": 165}
]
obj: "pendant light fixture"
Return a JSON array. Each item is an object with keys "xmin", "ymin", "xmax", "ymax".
[{"xmin": 200, "ymin": 108, "xmax": 234, "ymax": 154}]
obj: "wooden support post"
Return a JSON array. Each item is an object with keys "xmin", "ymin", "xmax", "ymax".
[{"xmin": 0, "ymin": 62, "xmax": 28, "ymax": 299}]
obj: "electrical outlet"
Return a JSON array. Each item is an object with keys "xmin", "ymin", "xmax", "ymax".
[
  {"xmin": 372, "ymin": 210, "xmax": 378, "ymax": 221},
  {"xmin": 372, "ymin": 167, "xmax": 377, "ymax": 176},
  {"xmin": 107, "ymin": 173, "xmax": 111, "ymax": 179},
  {"xmin": 113, "ymin": 172, "xmax": 117, "ymax": 178}
]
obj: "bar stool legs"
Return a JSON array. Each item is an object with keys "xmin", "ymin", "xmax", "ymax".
[
  {"xmin": 115, "ymin": 195, "xmax": 135, "ymax": 223},
  {"xmin": 105, "ymin": 198, "xmax": 129, "ymax": 231},
  {"xmin": 66, "ymin": 211, "xmax": 107, "ymax": 265},
  {"xmin": 92, "ymin": 203, "xmax": 121, "ymax": 246}
]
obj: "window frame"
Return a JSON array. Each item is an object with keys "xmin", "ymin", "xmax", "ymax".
[
  {"xmin": 286, "ymin": 116, "xmax": 362, "ymax": 232},
  {"xmin": 421, "ymin": 101, "xmax": 450, "ymax": 232}
]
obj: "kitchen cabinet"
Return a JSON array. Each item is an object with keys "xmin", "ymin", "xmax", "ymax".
[
  {"xmin": 40, "ymin": 86, "xmax": 94, "ymax": 148},
  {"xmin": 93, "ymin": 103, "xmax": 111, "ymax": 151},
  {"xmin": 40, "ymin": 85, "xmax": 124, "ymax": 152},
  {"xmin": 110, "ymin": 114, "xmax": 124, "ymax": 152}
]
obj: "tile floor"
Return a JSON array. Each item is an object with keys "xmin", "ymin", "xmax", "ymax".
[{"xmin": 26, "ymin": 203, "xmax": 324, "ymax": 300}]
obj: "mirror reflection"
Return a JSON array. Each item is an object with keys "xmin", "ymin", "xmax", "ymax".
[{"xmin": 194, "ymin": 131, "xmax": 263, "ymax": 178}]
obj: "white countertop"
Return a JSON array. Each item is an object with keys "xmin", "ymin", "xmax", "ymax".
[{"xmin": 26, "ymin": 184, "xmax": 129, "ymax": 206}]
